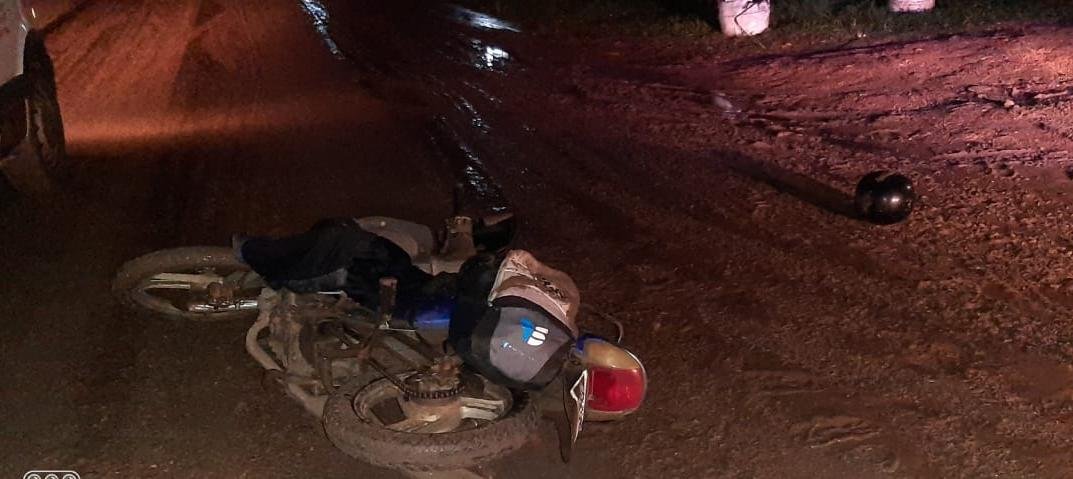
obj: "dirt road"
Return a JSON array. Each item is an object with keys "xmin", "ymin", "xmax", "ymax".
[{"xmin": 4, "ymin": 1, "xmax": 1073, "ymax": 477}]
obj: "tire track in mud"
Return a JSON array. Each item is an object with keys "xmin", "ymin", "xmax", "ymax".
[
  {"xmin": 7, "ymin": 2, "xmax": 209, "ymax": 458},
  {"xmin": 507, "ymin": 113, "xmax": 921, "ymax": 299},
  {"xmin": 598, "ymin": 55, "xmax": 1073, "ymax": 349},
  {"xmin": 299, "ymin": 7, "xmax": 730, "ymax": 476},
  {"xmin": 0, "ymin": 192, "xmax": 155, "ymax": 471},
  {"xmin": 548, "ymin": 70, "xmax": 931, "ymax": 280},
  {"xmin": 6, "ymin": 1, "xmax": 216, "ymax": 468},
  {"xmin": 19, "ymin": 1, "xmax": 1073, "ymax": 477},
  {"xmin": 444, "ymin": 80, "xmax": 942, "ymax": 476},
  {"xmin": 703, "ymin": 29, "xmax": 1073, "ymax": 474},
  {"xmin": 353, "ymin": 20, "xmax": 1073, "ymax": 478},
  {"xmin": 438, "ymin": 29, "xmax": 1073, "ymax": 477},
  {"xmin": 3, "ymin": 2, "xmax": 434, "ymax": 478}
]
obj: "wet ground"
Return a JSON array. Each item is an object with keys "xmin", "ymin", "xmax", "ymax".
[{"xmin": 4, "ymin": 1, "xmax": 1073, "ymax": 477}]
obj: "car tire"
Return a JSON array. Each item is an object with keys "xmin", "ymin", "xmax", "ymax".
[{"xmin": 1, "ymin": 33, "xmax": 66, "ymax": 199}]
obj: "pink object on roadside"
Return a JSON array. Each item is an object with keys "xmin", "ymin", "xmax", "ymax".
[
  {"xmin": 717, "ymin": 0, "xmax": 770, "ymax": 37},
  {"xmin": 890, "ymin": 0, "xmax": 936, "ymax": 13}
]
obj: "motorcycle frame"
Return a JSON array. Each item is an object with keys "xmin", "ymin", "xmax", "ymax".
[{"xmin": 243, "ymin": 282, "xmax": 439, "ymax": 417}]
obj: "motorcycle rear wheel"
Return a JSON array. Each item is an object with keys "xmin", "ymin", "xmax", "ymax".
[
  {"xmin": 113, "ymin": 246, "xmax": 260, "ymax": 321},
  {"xmin": 323, "ymin": 372, "xmax": 540, "ymax": 471}
]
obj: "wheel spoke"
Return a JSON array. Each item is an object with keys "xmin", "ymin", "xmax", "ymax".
[
  {"xmin": 459, "ymin": 396, "xmax": 506, "ymax": 421},
  {"xmin": 354, "ymin": 377, "xmax": 513, "ymax": 434},
  {"xmin": 136, "ymin": 272, "xmax": 259, "ymax": 311},
  {"xmin": 186, "ymin": 299, "xmax": 259, "ymax": 313},
  {"xmin": 143, "ymin": 273, "xmax": 223, "ymax": 289},
  {"xmin": 390, "ymin": 416, "xmax": 436, "ymax": 433},
  {"xmin": 140, "ymin": 282, "xmax": 194, "ymax": 291},
  {"xmin": 418, "ymin": 415, "xmax": 462, "ymax": 433}
]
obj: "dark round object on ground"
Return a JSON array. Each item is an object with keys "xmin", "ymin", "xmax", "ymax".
[{"xmin": 854, "ymin": 171, "xmax": 915, "ymax": 225}]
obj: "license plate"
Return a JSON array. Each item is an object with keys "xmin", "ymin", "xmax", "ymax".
[
  {"xmin": 557, "ymin": 358, "xmax": 592, "ymax": 463},
  {"xmin": 568, "ymin": 369, "xmax": 589, "ymax": 443},
  {"xmin": 557, "ymin": 367, "xmax": 590, "ymax": 462}
]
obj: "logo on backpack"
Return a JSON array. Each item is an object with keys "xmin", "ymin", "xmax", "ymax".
[{"xmin": 520, "ymin": 318, "xmax": 549, "ymax": 347}]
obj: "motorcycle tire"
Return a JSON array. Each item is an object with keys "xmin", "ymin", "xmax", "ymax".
[
  {"xmin": 322, "ymin": 373, "xmax": 541, "ymax": 472},
  {"xmin": 113, "ymin": 246, "xmax": 258, "ymax": 321}
]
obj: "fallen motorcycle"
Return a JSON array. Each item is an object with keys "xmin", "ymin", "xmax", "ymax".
[{"xmin": 113, "ymin": 214, "xmax": 646, "ymax": 471}]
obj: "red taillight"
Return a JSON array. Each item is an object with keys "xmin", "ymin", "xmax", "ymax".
[
  {"xmin": 589, "ymin": 366, "xmax": 646, "ymax": 413},
  {"xmin": 575, "ymin": 336, "xmax": 646, "ymax": 419}
]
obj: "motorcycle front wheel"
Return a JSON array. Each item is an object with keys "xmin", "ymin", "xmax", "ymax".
[
  {"xmin": 323, "ymin": 371, "xmax": 540, "ymax": 471},
  {"xmin": 113, "ymin": 246, "xmax": 262, "ymax": 321}
]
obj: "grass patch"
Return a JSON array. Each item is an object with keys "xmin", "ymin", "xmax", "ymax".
[
  {"xmin": 460, "ymin": 0, "xmax": 1073, "ymax": 40},
  {"xmin": 778, "ymin": 0, "xmax": 1073, "ymax": 38}
]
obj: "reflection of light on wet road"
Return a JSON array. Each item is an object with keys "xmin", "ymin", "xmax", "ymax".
[
  {"xmin": 483, "ymin": 46, "xmax": 509, "ymax": 69},
  {"xmin": 461, "ymin": 162, "xmax": 509, "ymax": 213},
  {"xmin": 299, "ymin": 0, "xmax": 342, "ymax": 58},
  {"xmin": 430, "ymin": 120, "xmax": 509, "ymax": 213},
  {"xmin": 462, "ymin": 81, "xmax": 501, "ymax": 105},
  {"xmin": 454, "ymin": 96, "xmax": 489, "ymax": 132},
  {"xmin": 447, "ymin": 5, "xmax": 520, "ymax": 32},
  {"xmin": 457, "ymin": 142, "xmax": 508, "ymax": 212},
  {"xmin": 470, "ymin": 40, "xmax": 510, "ymax": 71}
]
